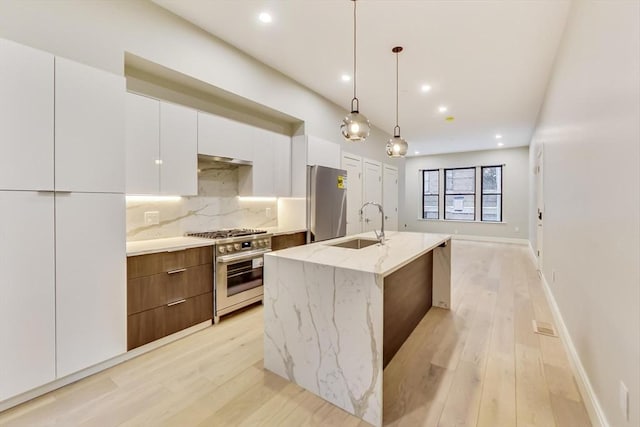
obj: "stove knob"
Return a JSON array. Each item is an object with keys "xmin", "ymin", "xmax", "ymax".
[
  {"xmin": 263, "ymin": 239, "xmax": 269, "ymax": 247},
  {"xmin": 218, "ymin": 246, "xmax": 226, "ymax": 254},
  {"xmin": 260, "ymin": 240, "xmax": 266, "ymax": 247},
  {"xmin": 226, "ymin": 244, "xmax": 233, "ymax": 252},
  {"xmin": 234, "ymin": 243, "xmax": 241, "ymax": 250}
]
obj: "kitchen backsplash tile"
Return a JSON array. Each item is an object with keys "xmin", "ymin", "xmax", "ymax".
[{"xmin": 126, "ymin": 163, "xmax": 277, "ymax": 241}]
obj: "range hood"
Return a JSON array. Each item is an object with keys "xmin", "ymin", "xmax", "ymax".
[{"xmin": 197, "ymin": 154, "xmax": 252, "ymax": 167}]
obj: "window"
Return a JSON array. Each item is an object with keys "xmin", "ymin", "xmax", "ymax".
[
  {"xmin": 444, "ymin": 168, "xmax": 475, "ymax": 220},
  {"xmin": 422, "ymin": 170, "xmax": 439, "ymax": 219},
  {"xmin": 481, "ymin": 165, "xmax": 502, "ymax": 222}
]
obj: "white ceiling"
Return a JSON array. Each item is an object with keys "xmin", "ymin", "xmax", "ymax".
[{"xmin": 153, "ymin": 0, "xmax": 571, "ymax": 156}]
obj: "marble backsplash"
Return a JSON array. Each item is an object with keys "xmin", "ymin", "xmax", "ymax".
[{"xmin": 126, "ymin": 163, "xmax": 277, "ymax": 241}]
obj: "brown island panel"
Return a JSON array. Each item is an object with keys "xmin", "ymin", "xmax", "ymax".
[{"xmin": 383, "ymin": 250, "xmax": 433, "ymax": 368}]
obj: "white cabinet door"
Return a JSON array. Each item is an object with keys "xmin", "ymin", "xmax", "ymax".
[
  {"xmin": 197, "ymin": 112, "xmax": 253, "ymax": 161},
  {"xmin": 307, "ymin": 135, "xmax": 341, "ymax": 169},
  {"xmin": 342, "ymin": 153, "xmax": 363, "ymax": 236},
  {"xmin": 250, "ymin": 131, "xmax": 275, "ymax": 197},
  {"xmin": 125, "ymin": 93, "xmax": 159, "ymax": 194},
  {"xmin": 160, "ymin": 102, "xmax": 197, "ymax": 196},
  {"xmin": 273, "ymin": 132, "xmax": 291, "ymax": 197},
  {"xmin": 0, "ymin": 191, "xmax": 55, "ymax": 400},
  {"xmin": 362, "ymin": 159, "xmax": 382, "ymax": 232},
  {"xmin": 0, "ymin": 39, "xmax": 54, "ymax": 191},
  {"xmin": 240, "ymin": 130, "xmax": 291, "ymax": 197},
  {"xmin": 383, "ymin": 164, "xmax": 399, "ymax": 232},
  {"xmin": 55, "ymin": 58, "xmax": 125, "ymax": 193},
  {"xmin": 55, "ymin": 193, "xmax": 126, "ymax": 377}
]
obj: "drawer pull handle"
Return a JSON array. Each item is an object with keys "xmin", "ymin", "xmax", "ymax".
[
  {"xmin": 167, "ymin": 299, "xmax": 186, "ymax": 307},
  {"xmin": 167, "ymin": 268, "xmax": 186, "ymax": 275}
]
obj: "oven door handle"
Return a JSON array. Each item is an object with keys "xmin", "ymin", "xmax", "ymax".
[{"xmin": 216, "ymin": 249, "xmax": 271, "ymax": 264}]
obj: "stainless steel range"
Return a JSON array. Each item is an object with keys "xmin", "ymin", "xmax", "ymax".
[{"xmin": 186, "ymin": 229, "xmax": 271, "ymax": 322}]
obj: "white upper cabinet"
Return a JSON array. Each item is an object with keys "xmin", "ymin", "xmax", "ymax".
[
  {"xmin": 160, "ymin": 102, "xmax": 198, "ymax": 196},
  {"xmin": 239, "ymin": 129, "xmax": 291, "ymax": 197},
  {"xmin": 55, "ymin": 57, "xmax": 125, "ymax": 193},
  {"xmin": 197, "ymin": 112, "xmax": 253, "ymax": 162},
  {"xmin": 125, "ymin": 93, "xmax": 198, "ymax": 196},
  {"xmin": 307, "ymin": 135, "xmax": 341, "ymax": 169},
  {"xmin": 0, "ymin": 39, "xmax": 54, "ymax": 191},
  {"xmin": 55, "ymin": 193, "xmax": 126, "ymax": 378},
  {"xmin": 125, "ymin": 93, "xmax": 160, "ymax": 194},
  {"xmin": 0, "ymin": 191, "xmax": 55, "ymax": 400}
]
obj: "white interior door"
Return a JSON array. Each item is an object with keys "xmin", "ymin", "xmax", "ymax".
[
  {"xmin": 535, "ymin": 145, "xmax": 544, "ymax": 269},
  {"xmin": 341, "ymin": 153, "xmax": 363, "ymax": 236},
  {"xmin": 383, "ymin": 164, "xmax": 399, "ymax": 232},
  {"xmin": 363, "ymin": 159, "xmax": 382, "ymax": 232}
]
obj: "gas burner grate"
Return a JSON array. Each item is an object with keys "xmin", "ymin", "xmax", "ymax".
[{"xmin": 186, "ymin": 228, "xmax": 267, "ymax": 239}]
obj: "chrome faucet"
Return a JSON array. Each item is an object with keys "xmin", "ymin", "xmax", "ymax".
[{"xmin": 359, "ymin": 201, "xmax": 385, "ymax": 244}]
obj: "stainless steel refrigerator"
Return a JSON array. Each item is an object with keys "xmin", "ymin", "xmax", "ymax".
[{"xmin": 307, "ymin": 165, "xmax": 347, "ymax": 242}]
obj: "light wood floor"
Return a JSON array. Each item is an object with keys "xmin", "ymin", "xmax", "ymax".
[{"xmin": 0, "ymin": 241, "xmax": 591, "ymax": 427}]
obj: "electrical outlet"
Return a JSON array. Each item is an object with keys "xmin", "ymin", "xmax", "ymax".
[
  {"xmin": 515, "ymin": 226, "xmax": 520, "ymax": 232},
  {"xmin": 144, "ymin": 211, "xmax": 160, "ymax": 225},
  {"xmin": 620, "ymin": 381, "xmax": 629, "ymax": 421},
  {"xmin": 265, "ymin": 207, "xmax": 271, "ymax": 218}
]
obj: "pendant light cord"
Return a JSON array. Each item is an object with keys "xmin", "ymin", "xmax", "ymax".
[
  {"xmin": 352, "ymin": 0, "xmax": 358, "ymax": 108},
  {"xmin": 395, "ymin": 49, "xmax": 399, "ymax": 128}
]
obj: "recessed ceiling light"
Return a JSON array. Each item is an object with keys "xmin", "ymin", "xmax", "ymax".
[
  {"xmin": 495, "ymin": 134, "xmax": 503, "ymax": 139},
  {"xmin": 421, "ymin": 84, "xmax": 431, "ymax": 93},
  {"xmin": 438, "ymin": 106, "xmax": 448, "ymax": 113},
  {"xmin": 258, "ymin": 12, "xmax": 272, "ymax": 23},
  {"xmin": 497, "ymin": 142, "xmax": 504, "ymax": 147},
  {"xmin": 341, "ymin": 74, "xmax": 351, "ymax": 82}
]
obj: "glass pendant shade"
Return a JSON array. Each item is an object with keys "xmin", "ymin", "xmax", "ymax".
[
  {"xmin": 341, "ymin": 109, "xmax": 371, "ymax": 141},
  {"xmin": 386, "ymin": 127, "xmax": 408, "ymax": 157}
]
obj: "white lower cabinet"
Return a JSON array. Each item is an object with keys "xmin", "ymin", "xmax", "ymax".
[
  {"xmin": 55, "ymin": 193, "xmax": 126, "ymax": 378},
  {"xmin": 0, "ymin": 191, "xmax": 56, "ymax": 400}
]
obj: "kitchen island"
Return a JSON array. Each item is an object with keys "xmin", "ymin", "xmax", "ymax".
[{"xmin": 263, "ymin": 231, "xmax": 451, "ymax": 427}]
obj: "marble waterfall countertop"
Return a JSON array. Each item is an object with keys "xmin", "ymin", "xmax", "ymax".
[
  {"xmin": 263, "ymin": 231, "xmax": 452, "ymax": 426},
  {"xmin": 265, "ymin": 230, "xmax": 450, "ymax": 277},
  {"xmin": 126, "ymin": 236, "xmax": 215, "ymax": 256}
]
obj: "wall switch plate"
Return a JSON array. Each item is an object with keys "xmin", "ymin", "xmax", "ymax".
[
  {"xmin": 515, "ymin": 226, "xmax": 520, "ymax": 232},
  {"xmin": 620, "ymin": 381, "xmax": 629, "ymax": 420},
  {"xmin": 144, "ymin": 211, "xmax": 160, "ymax": 225}
]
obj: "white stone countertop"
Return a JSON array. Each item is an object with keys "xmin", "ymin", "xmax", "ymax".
[
  {"xmin": 126, "ymin": 236, "xmax": 215, "ymax": 256},
  {"xmin": 265, "ymin": 231, "xmax": 451, "ymax": 277}
]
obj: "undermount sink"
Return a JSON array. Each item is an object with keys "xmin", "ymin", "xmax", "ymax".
[{"xmin": 329, "ymin": 238, "xmax": 379, "ymax": 249}]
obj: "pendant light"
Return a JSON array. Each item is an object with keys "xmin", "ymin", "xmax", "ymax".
[
  {"xmin": 340, "ymin": 0, "xmax": 370, "ymax": 142},
  {"xmin": 386, "ymin": 46, "xmax": 408, "ymax": 157}
]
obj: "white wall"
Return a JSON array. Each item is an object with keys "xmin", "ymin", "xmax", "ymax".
[
  {"xmin": 0, "ymin": 0, "xmax": 397, "ymax": 167},
  {"xmin": 529, "ymin": 1, "xmax": 640, "ymax": 426},
  {"xmin": 402, "ymin": 147, "xmax": 529, "ymax": 240}
]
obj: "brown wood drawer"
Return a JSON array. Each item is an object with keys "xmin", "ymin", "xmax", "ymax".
[
  {"xmin": 127, "ymin": 263, "xmax": 212, "ymax": 315},
  {"xmin": 127, "ymin": 292, "xmax": 213, "ymax": 350},
  {"xmin": 271, "ymin": 231, "xmax": 307, "ymax": 251},
  {"xmin": 127, "ymin": 246, "xmax": 213, "ymax": 279}
]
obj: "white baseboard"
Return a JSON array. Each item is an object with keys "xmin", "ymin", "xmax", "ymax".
[
  {"xmin": 526, "ymin": 247, "xmax": 610, "ymax": 427},
  {"xmin": 451, "ymin": 234, "xmax": 529, "ymax": 245},
  {"xmin": 0, "ymin": 320, "xmax": 212, "ymax": 413}
]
